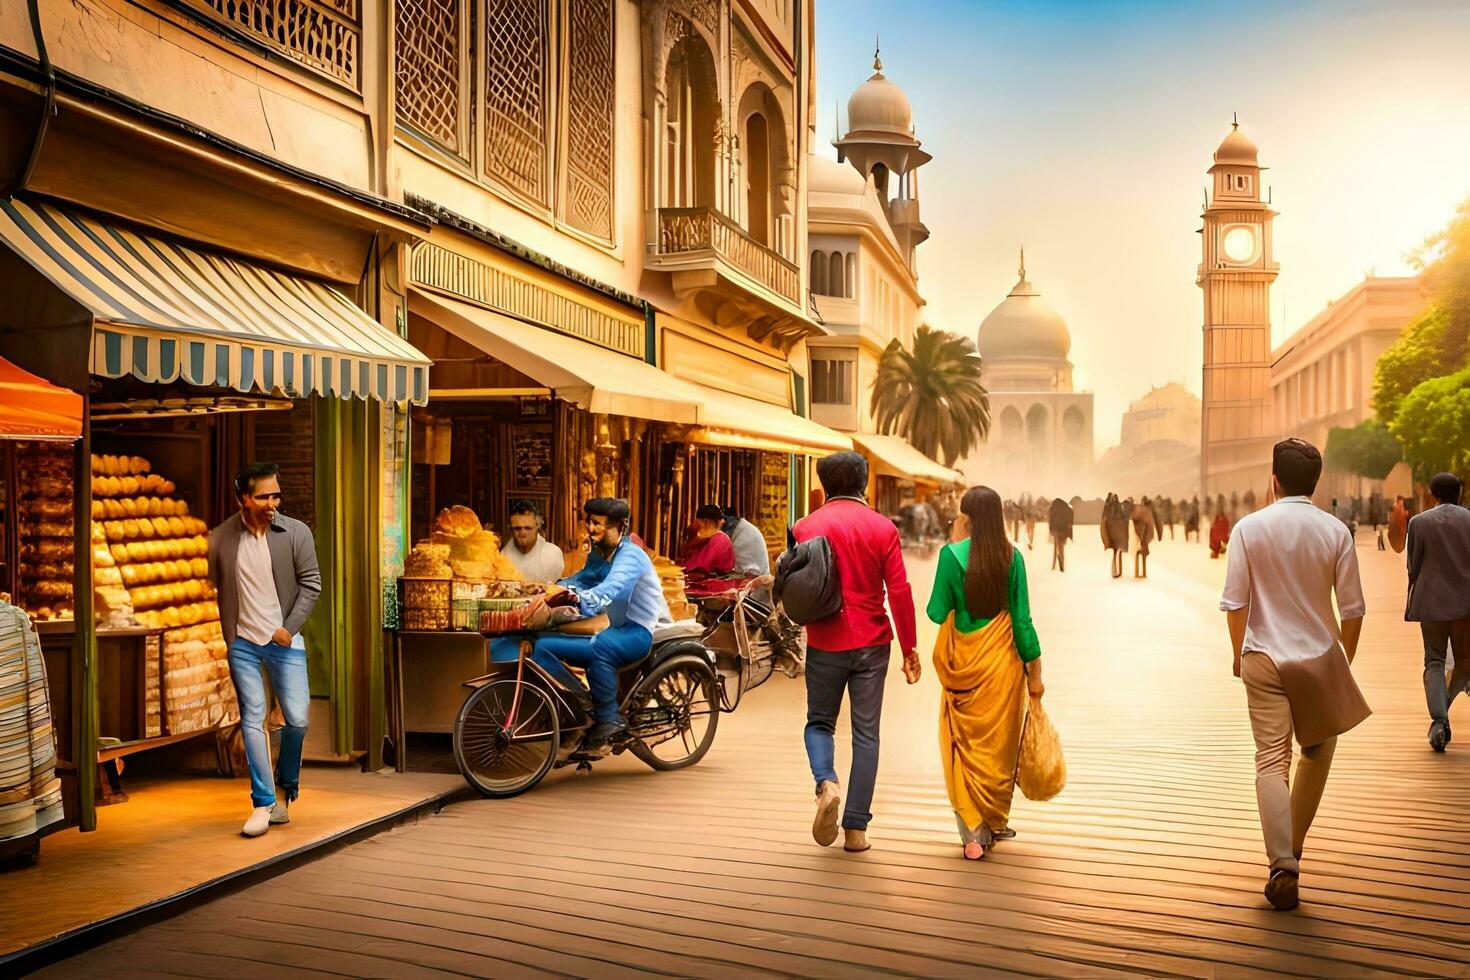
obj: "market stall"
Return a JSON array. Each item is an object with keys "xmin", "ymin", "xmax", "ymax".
[{"xmin": 0, "ymin": 196, "xmax": 430, "ymax": 834}]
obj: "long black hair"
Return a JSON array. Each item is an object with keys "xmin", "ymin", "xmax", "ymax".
[{"xmin": 961, "ymin": 486, "xmax": 1011, "ymax": 620}]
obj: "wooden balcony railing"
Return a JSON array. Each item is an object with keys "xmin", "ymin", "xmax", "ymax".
[{"xmin": 653, "ymin": 207, "xmax": 800, "ymax": 306}]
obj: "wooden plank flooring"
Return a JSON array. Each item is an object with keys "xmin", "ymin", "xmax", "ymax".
[{"xmin": 37, "ymin": 536, "xmax": 1470, "ymax": 977}]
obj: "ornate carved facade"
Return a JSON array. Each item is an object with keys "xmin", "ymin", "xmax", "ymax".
[
  {"xmin": 564, "ymin": 0, "xmax": 616, "ymax": 239},
  {"xmin": 484, "ymin": 0, "xmax": 552, "ymax": 206},
  {"xmin": 189, "ymin": 0, "xmax": 361, "ymax": 87},
  {"xmin": 393, "ymin": 0, "xmax": 467, "ymax": 153}
]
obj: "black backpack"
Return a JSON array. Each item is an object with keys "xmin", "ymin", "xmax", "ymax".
[{"xmin": 774, "ymin": 535, "xmax": 842, "ymax": 625}]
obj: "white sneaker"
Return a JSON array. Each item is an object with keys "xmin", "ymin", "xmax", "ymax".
[
  {"xmin": 269, "ymin": 799, "xmax": 290, "ymax": 825},
  {"xmin": 242, "ymin": 806, "xmax": 272, "ymax": 837}
]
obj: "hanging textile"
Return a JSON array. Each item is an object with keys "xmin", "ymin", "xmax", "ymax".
[{"xmin": 0, "ymin": 601, "xmax": 64, "ymax": 841}]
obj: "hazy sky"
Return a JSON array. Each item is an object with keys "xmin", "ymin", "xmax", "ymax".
[{"xmin": 815, "ymin": 0, "xmax": 1470, "ymax": 449}]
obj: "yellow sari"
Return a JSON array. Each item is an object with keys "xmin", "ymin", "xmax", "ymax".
[{"xmin": 934, "ymin": 611, "xmax": 1028, "ymax": 834}]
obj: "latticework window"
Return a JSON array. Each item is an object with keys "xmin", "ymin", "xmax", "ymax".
[
  {"xmin": 188, "ymin": 0, "xmax": 360, "ymax": 87},
  {"xmin": 395, "ymin": 0, "xmax": 465, "ymax": 153},
  {"xmin": 563, "ymin": 0, "xmax": 615, "ymax": 238},
  {"xmin": 484, "ymin": 0, "xmax": 551, "ymax": 205}
]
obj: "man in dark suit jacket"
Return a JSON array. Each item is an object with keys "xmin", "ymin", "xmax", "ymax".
[{"xmin": 1405, "ymin": 472, "xmax": 1470, "ymax": 752}]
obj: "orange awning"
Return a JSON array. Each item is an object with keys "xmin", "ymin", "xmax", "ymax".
[{"xmin": 0, "ymin": 356, "xmax": 82, "ymax": 440}]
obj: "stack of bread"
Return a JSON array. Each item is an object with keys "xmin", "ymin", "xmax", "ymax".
[
  {"xmin": 15, "ymin": 443, "xmax": 75, "ymax": 621},
  {"xmin": 89, "ymin": 453, "xmax": 232, "ymax": 734},
  {"xmin": 90, "ymin": 454, "xmax": 218, "ymax": 632},
  {"xmin": 427, "ymin": 505, "xmax": 523, "ymax": 581}
]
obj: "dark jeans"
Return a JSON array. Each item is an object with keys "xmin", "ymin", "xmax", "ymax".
[
  {"xmin": 492, "ymin": 624, "xmax": 652, "ymax": 725},
  {"xmin": 1422, "ymin": 619, "xmax": 1470, "ymax": 726},
  {"xmin": 804, "ymin": 644, "xmax": 889, "ymax": 831}
]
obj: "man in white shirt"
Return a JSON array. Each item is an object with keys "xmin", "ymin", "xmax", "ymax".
[
  {"xmin": 503, "ymin": 501, "xmax": 565, "ymax": 582},
  {"xmin": 208, "ymin": 462, "xmax": 321, "ymax": 839},
  {"xmin": 1220, "ymin": 438, "xmax": 1369, "ymax": 912}
]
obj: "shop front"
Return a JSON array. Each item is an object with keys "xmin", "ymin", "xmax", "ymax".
[
  {"xmin": 0, "ymin": 196, "xmax": 430, "ymax": 840},
  {"xmin": 849, "ymin": 431, "xmax": 964, "ymax": 518},
  {"xmin": 385, "ymin": 228, "xmax": 849, "ymax": 762}
]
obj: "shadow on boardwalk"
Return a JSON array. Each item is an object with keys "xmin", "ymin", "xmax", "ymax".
[{"xmin": 36, "ymin": 537, "xmax": 1470, "ymax": 977}]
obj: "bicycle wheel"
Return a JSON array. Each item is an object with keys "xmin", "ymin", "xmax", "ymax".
[
  {"xmin": 627, "ymin": 657, "xmax": 720, "ymax": 771},
  {"xmin": 453, "ymin": 678, "xmax": 560, "ymax": 797}
]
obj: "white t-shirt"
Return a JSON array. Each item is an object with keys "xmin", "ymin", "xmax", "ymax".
[
  {"xmin": 503, "ymin": 535, "xmax": 565, "ymax": 582},
  {"xmin": 1219, "ymin": 496, "xmax": 1366, "ymax": 664},
  {"xmin": 236, "ymin": 528, "xmax": 284, "ymax": 646}
]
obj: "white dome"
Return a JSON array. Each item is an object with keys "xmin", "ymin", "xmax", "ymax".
[
  {"xmin": 847, "ymin": 67, "xmax": 914, "ymax": 137},
  {"xmin": 809, "ymin": 153, "xmax": 867, "ymax": 196},
  {"xmin": 1214, "ymin": 125, "xmax": 1258, "ymax": 166},
  {"xmin": 977, "ymin": 257, "xmax": 1071, "ymax": 362}
]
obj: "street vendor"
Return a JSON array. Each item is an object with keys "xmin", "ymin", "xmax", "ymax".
[
  {"xmin": 492, "ymin": 497, "xmax": 670, "ymax": 745},
  {"xmin": 683, "ymin": 504, "xmax": 736, "ymax": 579},
  {"xmin": 502, "ymin": 500, "xmax": 564, "ymax": 582}
]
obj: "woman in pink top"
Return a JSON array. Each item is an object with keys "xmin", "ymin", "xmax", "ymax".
[{"xmin": 682, "ymin": 504, "xmax": 735, "ymax": 579}]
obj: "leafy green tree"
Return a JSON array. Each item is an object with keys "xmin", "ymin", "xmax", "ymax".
[
  {"xmin": 1388, "ymin": 365, "xmax": 1470, "ymax": 479},
  {"xmin": 1373, "ymin": 305, "xmax": 1463, "ymax": 425},
  {"xmin": 1375, "ymin": 197, "xmax": 1470, "ymax": 425},
  {"xmin": 871, "ymin": 326, "xmax": 990, "ymax": 467},
  {"xmin": 1325, "ymin": 419, "xmax": 1402, "ymax": 480}
]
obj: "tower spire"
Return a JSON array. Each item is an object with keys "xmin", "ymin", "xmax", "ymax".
[
  {"xmin": 873, "ymin": 35, "xmax": 882, "ymax": 72},
  {"xmin": 1232, "ymin": 111, "xmax": 1239, "ymax": 130},
  {"xmin": 1018, "ymin": 246, "xmax": 1026, "ymax": 281}
]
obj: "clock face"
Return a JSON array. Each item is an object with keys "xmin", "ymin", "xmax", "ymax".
[{"xmin": 1222, "ymin": 225, "xmax": 1257, "ymax": 263}]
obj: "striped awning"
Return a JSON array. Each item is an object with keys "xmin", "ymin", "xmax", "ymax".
[{"xmin": 0, "ymin": 198, "xmax": 430, "ymax": 404}]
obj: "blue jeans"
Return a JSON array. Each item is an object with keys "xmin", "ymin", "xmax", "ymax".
[
  {"xmin": 228, "ymin": 637, "xmax": 309, "ymax": 808},
  {"xmin": 491, "ymin": 624, "xmax": 653, "ymax": 725},
  {"xmin": 804, "ymin": 644, "xmax": 889, "ymax": 831}
]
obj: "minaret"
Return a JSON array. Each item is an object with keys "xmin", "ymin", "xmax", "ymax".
[
  {"xmin": 833, "ymin": 44, "xmax": 931, "ymax": 267},
  {"xmin": 1198, "ymin": 117, "xmax": 1278, "ymax": 502}
]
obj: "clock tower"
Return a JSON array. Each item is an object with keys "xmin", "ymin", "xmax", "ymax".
[{"xmin": 1198, "ymin": 119, "xmax": 1278, "ymax": 504}]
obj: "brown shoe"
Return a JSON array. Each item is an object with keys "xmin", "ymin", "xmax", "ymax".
[
  {"xmin": 843, "ymin": 829, "xmax": 870, "ymax": 852},
  {"xmin": 1265, "ymin": 869, "xmax": 1299, "ymax": 911},
  {"xmin": 812, "ymin": 781, "xmax": 841, "ymax": 847}
]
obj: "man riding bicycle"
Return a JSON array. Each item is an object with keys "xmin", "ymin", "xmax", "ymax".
[{"xmin": 492, "ymin": 497, "xmax": 670, "ymax": 745}]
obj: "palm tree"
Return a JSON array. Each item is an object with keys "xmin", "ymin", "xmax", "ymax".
[{"xmin": 870, "ymin": 326, "xmax": 990, "ymax": 467}]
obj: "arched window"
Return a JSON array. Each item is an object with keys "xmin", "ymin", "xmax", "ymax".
[
  {"xmin": 845, "ymin": 253, "xmax": 857, "ymax": 298},
  {"xmin": 1026, "ymin": 404, "xmax": 1050, "ymax": 447},
  {"xmin": 999, "ymin": 407, "xmax": 1024, "ymax": 444},
  {"xmin": 664, "ymin": 33, "xmax": 717, "ymax": 208},
  {"xmin": 1062, "ymin": 406, "xmax": 1086, "ymax": 443},
  {"xmin": 871, "ymin": 162, "xmax": 890, "ymax": 201},
  {"xmin": 744, "ymin": 112, "xmax": 771, "ymax": 245},
  {"xmin": 829, "ymin": 252, "xmax": 845, "ymax": 298},
  {"xmin": 811, "ymin": 250, "xmax": 827, "ymax": 295}
]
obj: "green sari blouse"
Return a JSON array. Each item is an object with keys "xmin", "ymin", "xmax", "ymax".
[{"xmin": 925, "ymin": 539, "xmax": 1042, "ymax": 662}]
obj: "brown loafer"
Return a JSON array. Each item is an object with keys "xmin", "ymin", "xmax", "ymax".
[
  {"xmin": 843, "ymin": 829, "xmax": 870, "ymax": 852},
  {"xmin": 812, "ymin": 781, "xmax": 841, "ymax": 847},
  {"xmin": 1265, "ymin": 869, "xmax": 1299, "ymax": 911}
]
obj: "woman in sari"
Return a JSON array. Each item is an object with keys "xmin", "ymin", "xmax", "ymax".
[{"xmin": 927, "ymin": 486, "xmax": 1044, "ymax": 860}]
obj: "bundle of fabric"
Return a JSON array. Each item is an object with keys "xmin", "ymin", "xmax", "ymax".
[{"xmin": 0, "ymin": 601, "xmax": 64, "ymax": 842}]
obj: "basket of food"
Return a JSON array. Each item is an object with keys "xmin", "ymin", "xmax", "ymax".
[{"xmin": 400, "ymin": 577, "xmax": 451, "ymax": 631}]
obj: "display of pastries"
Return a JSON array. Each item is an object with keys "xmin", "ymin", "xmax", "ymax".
[
  {"xmin": 15, "ymin": 443, "xmax": 75, "ymax": 621},
  {"xmin": 80, "ymin": 453, "xmax": 219, "ymax": 634}
]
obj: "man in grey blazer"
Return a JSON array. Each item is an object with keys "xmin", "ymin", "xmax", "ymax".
[
  {"xmin": 209, "ymin": 462, "xmax": 321, "ymax": 836},
  {"xmin": 1405, "ymin": 472, "xmax": 1470, "ymax": 752}
]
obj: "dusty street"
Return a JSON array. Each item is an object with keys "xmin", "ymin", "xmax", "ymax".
[{"xmin": 45, "ymin": 532, "xmax": 1470, "ymax": 977}]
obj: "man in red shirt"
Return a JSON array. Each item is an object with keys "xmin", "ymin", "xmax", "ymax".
[{"xmin": 793, "ymin": 452, "xmax": 919, "ymax": 853}]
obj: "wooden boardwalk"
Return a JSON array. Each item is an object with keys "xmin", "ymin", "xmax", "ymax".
[{"xmin": 39, "ymin": 536, "xmax": 1470, "ymax": 977}]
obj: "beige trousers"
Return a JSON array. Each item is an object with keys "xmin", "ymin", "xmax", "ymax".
[{"xmin": 1242, "ymin": 653, "xmax": 1336, "ymax": 874}]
